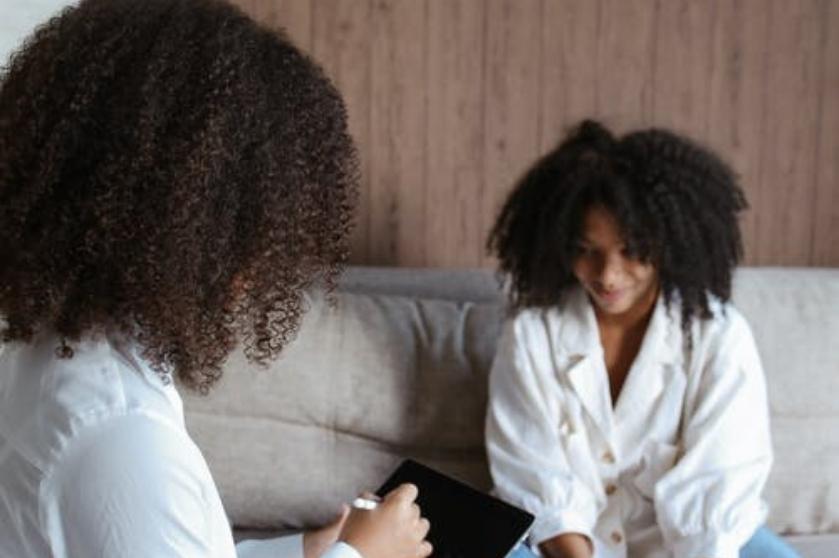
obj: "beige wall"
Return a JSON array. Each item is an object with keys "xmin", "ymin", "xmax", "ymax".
[{"xmin": 235, "ymin": 0, "xmax": 839, "ymax": 268}]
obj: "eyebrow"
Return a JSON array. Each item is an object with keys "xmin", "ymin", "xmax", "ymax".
[{"xmin": 577, "ymin": 238, "xmax": 626, "ymax": 248}]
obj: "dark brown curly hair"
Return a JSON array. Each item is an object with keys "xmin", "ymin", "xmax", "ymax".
[
  {"xmin": 0, "ymin": 0, "xmax": 358, "ymax": 391},
  {"xmin": 488, "ymin": 120, "xmax": 747, "ymax": 330}
]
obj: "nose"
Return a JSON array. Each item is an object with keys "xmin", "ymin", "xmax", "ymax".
[{"xmin": 597, "ymin": 254, "xmax": 623, "ymax": 289}]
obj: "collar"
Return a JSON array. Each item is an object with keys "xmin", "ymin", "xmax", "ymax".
[
  {"xmin": 556, "ymin": 285, "xmax": 686, "ymax": 436},
  {"xmin": 557, "ymin": 285, "xmax": 684, "ymax": 366}
]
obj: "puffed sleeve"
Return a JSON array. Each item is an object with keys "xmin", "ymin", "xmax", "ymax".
[
  {"xmin": 654, "ymin": 311, "xmax": 772, "ymax": 558},
  {"xmin": 486, "ymin": 316, "xmax": 599, "ymax": 546}
]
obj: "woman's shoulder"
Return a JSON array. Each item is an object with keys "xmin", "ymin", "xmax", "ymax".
[
  {"xmin": 503, "ymin": 287, "xmax": 598, "ymax": 361},
  {"xmin": 692, "ymin": 296, "xmax": 755, "ymax": 346},
  {"xmin": 0, "ymin": 333, "xmax": 184, "ymax": 473}
]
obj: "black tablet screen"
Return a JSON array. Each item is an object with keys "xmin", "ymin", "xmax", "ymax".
[{"xmin": 376, "ymin": 459, "xmax": 534, "ymax": 558}]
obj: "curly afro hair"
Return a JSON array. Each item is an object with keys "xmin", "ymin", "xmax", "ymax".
[
  {"xmin": 0, "ymin": 0, "xmax": 358, "ymax": 391},
  {"xmin": 488, "ymin": 119, "xmax": 747, "ymax": 329}
]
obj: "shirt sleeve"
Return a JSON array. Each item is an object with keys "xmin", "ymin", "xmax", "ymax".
[
  {"xmin": 41, "ymin": 412, "xmax": 220, "ymax": 558},
  {"xmin": 485, "ymin": 317, "xmax": 599, "ymax": 547},
  {"xmin": 654, "ymin": 312, "xmax": 773, "ymax": 558},
  {"xmin": 236, "ymin": 536, "xmax": 362, "ymax": 558}
]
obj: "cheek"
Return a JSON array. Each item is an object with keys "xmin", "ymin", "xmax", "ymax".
[
  {"xmin": 572, "ymin": 258, "xmax": 591, "ymax": 283},
  {"xmin": 629, "ymin": 263, "xmax": 657, "ymax": 286}
]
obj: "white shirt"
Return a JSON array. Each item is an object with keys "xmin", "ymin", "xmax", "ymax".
[
  {"xmin": 0, "ymin": 332, "xmax": 361, "ymax": 558},
  {"xmin": 486, "ymin": 287, "xmax": 772, "ymax": 558}
]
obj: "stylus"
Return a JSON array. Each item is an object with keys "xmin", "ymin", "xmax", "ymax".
[{"xmin": 352, "ymin": 496, "xmax": 381, "ymax": 510}]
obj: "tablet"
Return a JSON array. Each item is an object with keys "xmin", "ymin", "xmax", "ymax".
[{"xmin": 375, "ymin": 459, "xmax": 534, "ymax": 558}]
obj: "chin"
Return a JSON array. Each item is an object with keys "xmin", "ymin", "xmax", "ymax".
[{"xmin": 595, "ymin": 300, "xmax": 631, "ymax": 315}]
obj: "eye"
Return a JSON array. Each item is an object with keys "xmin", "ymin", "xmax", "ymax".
[{"xmin": 621, "ymin": 243, "xmax": 640, "ymax": 259}]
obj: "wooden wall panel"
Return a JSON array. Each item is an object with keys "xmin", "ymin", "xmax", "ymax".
[
  {"xmin": 756, "ymin": 0, "xmax": 824, "ymax": 265},
  {"xmin": 311, "ymin": 0, "xmax": 373, "ymax": 262},
  {"xmin": 369, "ymin": 0, "xmax": 427, "ymax": 265},
  {"xmin": 540, "ymin": 0, "xmax": 600, "ymax": 150},
  {"xmin": 481, "ymin": 0, "xmax": 542, "ymax": 266},
  {"xmin": 235, "ymin": 0, "xmax": 312, "ymax": 49},
  {"xmin": 424, "ymin": 0, "xmax": 486, "ymax": 267},
  {"xmin": 596, "ymin": 0, "xmax": 657, "ymax": 127},
  {"xmin": 706, "ymin": 0, "xmax": 769, "ymax": 266},
  {"xmin": 235, "ymin": 0, "xmax": 839, "ymax": 268},
  {"xmin": 813, "ymin": 0, "xmax": 839, "ymax": 266},
  {"xmin": 651, "ymin": 0, "xmax": 716, "ymax": 136}
]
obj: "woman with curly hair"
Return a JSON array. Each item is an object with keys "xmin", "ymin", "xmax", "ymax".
[
  {"xmin": 485, "ymin": 121, "xmax": 799, "ymax": 558},
  {"xmin": 0, "ymin": 1, "xmax": 432, "ymax": 557}
]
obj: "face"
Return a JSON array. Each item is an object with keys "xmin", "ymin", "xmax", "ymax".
[{"xmin": 571, "ymin": 205, "xmax": 658, "ymax": 317}]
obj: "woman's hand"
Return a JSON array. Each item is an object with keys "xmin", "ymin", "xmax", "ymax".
[
  {"xmin": 339, "ymin": 483, "xmax": 433, "ymax": 558},
  {"xmin": 303, "ymin": 505, "xmax": 351, "ymax": 558},
  {"xmin": 539, "ymin": 532, "xmax": 593, "ymax": 558}
]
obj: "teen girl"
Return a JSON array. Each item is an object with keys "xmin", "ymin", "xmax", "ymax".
[{"xmin": 485, "ymin": 121, "xmax": 799, "ymax": 558}]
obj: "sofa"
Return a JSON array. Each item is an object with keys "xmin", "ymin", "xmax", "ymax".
[{"xmin": 182, "ymin": 266, "xmax": 839, "ymax": 557}]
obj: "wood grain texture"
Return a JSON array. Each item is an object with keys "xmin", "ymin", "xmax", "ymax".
[
  {"xmin": 755, "ymin": 0, "xmax": 824, "ymax": 265},
  {"xmin": 369, "ymin": 0, "xmax": 427, "ymax": 265},
  {"xmin": 424, "ymin": 0, "xmax": 486, "ymax": 267},
  {"xmin": 310, "ymin": 0, "xmax": 373, "ymax": 263},
  {"xmin": 481, "ymin": 0, "xmax": 542, "ymax": 266},
  {"xmin": 813, "ymin": 0, "xmax": 839, "ymax": 266},
  {"xmin": 540, "ymin": 0, "xmax": 600, "ymax": 151},
  {"xmin": 234, "ymin": 0, "xmax": 839, "ymax": 268},
  {"xmin": 595, "ymin": 0, "xmax": 657, "ymax": 129},
  {"xmin": 706, "ymin": 0, "xmax": 770, "ymax": 266},
  {"xmin": 234, "ymin": 0, "xmax": 312, "ymax": 50}
]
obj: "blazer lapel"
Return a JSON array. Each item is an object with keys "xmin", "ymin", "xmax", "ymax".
[
  {"xmin": 613, "ymin": 295, "xmax": 684, "ymax": 425},
  {"xmin": 558, "ymin": 287, "xmax": 614, "ymax": 439}
]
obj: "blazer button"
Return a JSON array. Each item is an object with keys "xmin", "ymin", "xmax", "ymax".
[
  {"xmin": 605, "ymin": 483, "xmax": 617, "ymax": 496},
  {"xmin": 601, "ymin": 450, "xmax": 616, "ymax": 464},
  {"xmin": 611, "ymin": 531, "xmax": 623, "ymax": 544}
]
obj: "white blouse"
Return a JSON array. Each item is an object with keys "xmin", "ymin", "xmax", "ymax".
[
  {"xmin": 486, "ymin": 287, "xmax": 772, "ymax": 558},
  {"xmin": 0, "ymin": 332, "xmax": 360, "ymax": 558}
]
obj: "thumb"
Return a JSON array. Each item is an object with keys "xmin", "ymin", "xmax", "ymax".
[{"xmin": 331, "ymin": 503, "xmax": 350, "ymax": 527}]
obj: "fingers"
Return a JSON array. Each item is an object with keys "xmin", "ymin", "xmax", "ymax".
[
  {"xmin": 417, "ymin": 517, "xmax": 430, "ymax": 538},
  {"xmin": 418, "ymin": 540, "xmax": 434, "ymax": 558},
  {"xmin": 385, "ymin": 482, "xmax": 418, "ymax": 504},
  {"xmin": 410, "ymin": 503, "xmax": 421, "ymax": 520}
]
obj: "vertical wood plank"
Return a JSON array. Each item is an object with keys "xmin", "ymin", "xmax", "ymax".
[
  {"xmin": 425, "ymin": 0, "xmax": 486, "ymax": 267},
  {"xmin": 541, "ymin": 0, "xmax": 601, "ymax": 151},
  {"xmin": 596, "ymin": 0, "xmax": 657, "ymax": 131},
  {"xmin": 754, "ymin": 0, "xmax": 823, "ymax": 265},
  {"xmin": 311, "ymin": 0, "xmax": 373, "ymax": 264},
  {"xmin": 812, "ymin": 0, "xmax": 839, "ymax": 266},
  {"xmin": 706, "ymin": 0, "xmax": 770, "ymax": 265},
  {"xmin": 232, "ymin": 0, "xmax": 312, "ymax": 51},
  {"xmin": 651, "ymin": 0, "xmax": 716, "ymax": 139},
  {"xmin": 369, "ymin": 0, "xmax": 427, "ymax": 266},
  {"xmin": 482, "ymin": 0, "xmax": 542, "ymax": 266}
]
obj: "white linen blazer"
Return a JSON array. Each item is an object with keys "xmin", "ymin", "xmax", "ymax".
[{"xmin": 486, "ymin": 286, "xmax": 772, "ymax": 558}]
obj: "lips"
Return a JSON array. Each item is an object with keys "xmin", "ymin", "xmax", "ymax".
[{"xmin": 595, "ymin": 288, "xmax": 624, "ymax": 304}]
